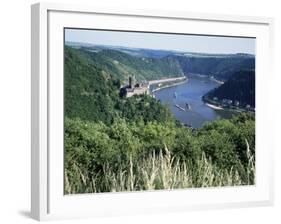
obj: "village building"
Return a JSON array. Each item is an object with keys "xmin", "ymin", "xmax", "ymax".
[
  {"xmin": 227, "ymin": 99, "xmax": 233, "ymax": 105},
  {"xmin": 234, "ymin": 100, "xmax": 240, "ymax": 107},
  {"xmin": 222, "ymin": 98, "xmax": 233, "ymax": 105}
]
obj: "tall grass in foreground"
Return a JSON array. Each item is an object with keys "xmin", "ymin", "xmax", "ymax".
[{"xmin": 65, "ymin": 140, "xmax": 255, "ymax": 194}]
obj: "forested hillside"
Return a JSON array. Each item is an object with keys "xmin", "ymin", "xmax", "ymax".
[
  {"xmin": 205, "ymin": 70, "xmax": 255, "ymax": 107},
  {"xmin": 64, "ymin": 46, "xmax": 174, "ymax": 124},
  {"xmin": 66, "ymin": 43, "xmax": 255, "ymax": 82},
  {"xmin": 173, "ymin": 54, "xmax": 255, "ymax": 81},
  {"xmin": 64, "ymin": 46, "xmax": 119, "ymax": 124},
  {"xmin": 76, "ymin": 46, "xmax": 184, "ymax": 82}
]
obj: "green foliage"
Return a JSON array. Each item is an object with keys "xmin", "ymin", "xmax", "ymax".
[
  {"xmin": 65, "ymin": 148, "xmax": 254, "ymax": 194},
  {"xmin": 173, "ymin": 126, "xmax": 201, "ymax": 162},
  {"xmin": 196, "ymin": 113, "xmax": 255, "ymax": 182},
  {"xmin": 117, "ymin": 94, "xmax": 175, "ymax": 124},
  {"xmin": 65, "ymin": 113, "xmax": 255, "ymax": 193},
  {"xmin": 64, "ymin": 46, "xmax": 119, "ymax": 124}
]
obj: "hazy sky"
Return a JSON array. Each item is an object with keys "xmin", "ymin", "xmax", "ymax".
[{"xmin": 65, "ymin": 28, "xmax": 255, "ymax": 55}]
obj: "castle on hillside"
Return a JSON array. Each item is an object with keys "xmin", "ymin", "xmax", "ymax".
[{"xmin": 120, "ymin": 76, "xmax": 149, "ymax": 98}]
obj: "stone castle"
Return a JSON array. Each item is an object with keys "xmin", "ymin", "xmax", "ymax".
[{"xmin": 120, "ymin": 76, "xmax": 149, "ymax": 97}]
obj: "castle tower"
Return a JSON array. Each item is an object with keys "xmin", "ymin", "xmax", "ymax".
[{"xmin": 129, "ymin": 75, "xmax": 135, "ymax": 88}]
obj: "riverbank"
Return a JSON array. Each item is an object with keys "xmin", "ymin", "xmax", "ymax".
[
  {"xmin": 202, "ymin": 95, "xmax": 255, "ymax": 114},
  {"xmin": 149, "ymin": 76, "xmax": 186, "ymax": 85},
  {"xmin": 189, "ymin": 73, "xmax": 224, "ymax": 84},
  {"xmin": 150, "ymin": 76, "xmax": 188, "ymax": 93},
  {"xmin": 210, "ymin": 76, "xmax": 224, "ymax": 84},
  {"xmin": 205, "ymin": 102, "xmax": 223, "ymax": 110}
]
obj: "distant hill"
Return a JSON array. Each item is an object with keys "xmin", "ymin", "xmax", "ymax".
[
  {"xmin": 66, "ymin": 41, "xmax": 184, "ymax": 58},
  {"xmin": 75, "ymin": 46, "xmax": 184, "ymax": 82},
  {"xmin": 66, "ymin": 42, "xmax": 255, "ymax": 82},
  {"xmin": 173, "ymin": 55, "xmax": 255, "ymax": 81},
  {"xmin": 66, "ymin": 41, "xmax": 254, "ymax": 59},
  {"xmin": 204, "ymin": 70, "xmax": 255, "ymax": 107}
]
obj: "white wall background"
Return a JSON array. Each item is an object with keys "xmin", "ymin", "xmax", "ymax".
[{"xmin": 0, "ymin": 0, "xmax": 280, "ymax": 223}]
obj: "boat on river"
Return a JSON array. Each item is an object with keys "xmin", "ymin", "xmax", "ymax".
[
  {"xmin": 186, "ymin": 103, "xmax": 192, "ymax": 110},
  {"xmin": 174, "ymin": 104, "xmax": 186, "ymax": 111}
]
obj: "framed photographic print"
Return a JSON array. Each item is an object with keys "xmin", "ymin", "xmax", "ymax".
[{"xmin": 31, "ymin": 2, "xmax": 274, "ymax": 221}]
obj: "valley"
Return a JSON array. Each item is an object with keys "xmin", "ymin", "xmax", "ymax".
[{"xmin": 64, "ymin": 41, "xmax": 256, "ymax": 194}]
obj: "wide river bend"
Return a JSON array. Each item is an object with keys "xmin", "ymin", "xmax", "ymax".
[{"xmin": 153, "ymin": 75, "xmax": 235, "ymax": 128}]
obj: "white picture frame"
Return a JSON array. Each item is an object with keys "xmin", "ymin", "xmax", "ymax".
[{"xmin": 31, "ymin": 2, "xmax": 274, "ymax": 221}]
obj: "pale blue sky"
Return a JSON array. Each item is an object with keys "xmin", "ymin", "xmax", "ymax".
[{"xmin": 65, "ymin": 28, "xmax": 255, "ymax": 55}]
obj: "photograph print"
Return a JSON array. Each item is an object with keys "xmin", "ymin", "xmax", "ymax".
[{"xmin": 64, "ymin": 28, "xmax": 255, "ymax": 194}]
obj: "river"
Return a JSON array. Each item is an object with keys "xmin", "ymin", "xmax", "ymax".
[{"xmin": 153, "ymin": 74, "xmax": 236, "ymax": 128}]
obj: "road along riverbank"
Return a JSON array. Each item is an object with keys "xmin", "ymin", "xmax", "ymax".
[{"xmin": 149, "ymin": 76, "xmax": 188, "ymax": 93}]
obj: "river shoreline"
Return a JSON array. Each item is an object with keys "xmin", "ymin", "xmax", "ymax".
[
  {"xmin": 210, "ymin": 77, "xmax": 224, "ymax": 84},
  {"xmin": 149, "ymin": 76, "xmax": 188, "ymax": 93},
  {"xmin": 202, "ymin": 96, "xmax": 255, "ymax": 114},
  {"xmin": 151, "ymin": 79, "xmax": 188, "ymax": 93},
  {"xmin": 205, "ymin": 102, "xmax": 223, "ymax": 110},
  {"xmin": 189, "ymin": 73, "xmax": 224, "ymax": 84},
  {"xmin": 149, "ymin": 74, "xmax": 224, "ymax": 94},
  {"xmin": 148, "ymin": 76, "xmax": 186, "ymax": 85}
]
